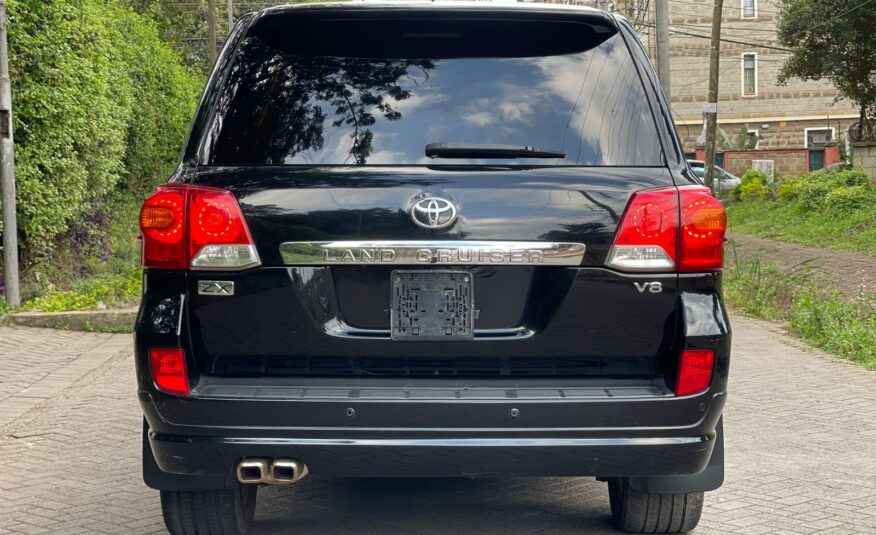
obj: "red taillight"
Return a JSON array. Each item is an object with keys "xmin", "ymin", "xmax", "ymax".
[
  {"xmin": 140, "ymin": 186, "xmax": 187, "ymax": 270},
  {"xmin": 679, "ymin": 186, "xmax": 727, "ymax": 272},
  {"xmin": 675, "ymin": 349, "xmax": 715, "ymax": 396},
  {"xmin": 149, "ymin": 348, "xmax": 189, "ymax": 395},
  {"xmin": 607, "ymin": 186, "xmax": 679, "ymax": 272},
  {"xmin": 607, "ymin": 185, "xmax": 726, "ymax": 273},
  {"xmin": 139, "ymin": 185, "xmax": 260, "ymax": 270}
]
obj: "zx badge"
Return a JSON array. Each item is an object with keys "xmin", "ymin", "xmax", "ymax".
[{"xmin": 634, "ymin": 282, "xmax": 663, "ymax": 294}]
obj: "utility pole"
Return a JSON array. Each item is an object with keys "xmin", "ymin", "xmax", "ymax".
[
  {"xmin": 227, "ymin": 0, "xmax": 234, "ymax": 33},
  {"xmin": 0, "ymin": 0, "xmax": 19, "ymax": 306},
  {"xmin": 655, "ymin": 0, "xmax": 671, "ymax": 105},
  {"xmin": 704, "ymin": 0, "xmax": 724, "ymax": 191},
  {"xmin": 207, "ymin": 0, "xmax": 218, "ymax": 66}
]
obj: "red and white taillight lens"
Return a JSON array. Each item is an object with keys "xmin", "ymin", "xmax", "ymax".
[
  {"xmin": 139, "ymin": 185, "xmax": 260, "ymax": 270},
  {"xmin": 606, "ymin": 186, "xmax": 679, "ymax": 272},
  {"xmin": 675, "ymin": 349, "xmax": 715, "ymax": 396},
  {"xmin": 607, "ymin": 185, "xmax": 726, "ymax": 273},
  {"xmin": 149, "ymin": 347, "xmax": 190, "ymax": 396}
]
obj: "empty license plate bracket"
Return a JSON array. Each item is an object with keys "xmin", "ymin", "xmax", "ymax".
[{"xmin": 391, "ymin": 270, "xmax": 474, "ymax": 341}]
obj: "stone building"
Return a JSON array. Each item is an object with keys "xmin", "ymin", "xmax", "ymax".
[{"xmin": 613, "ymin": 0, "xmax": 858, "ymax": 172}]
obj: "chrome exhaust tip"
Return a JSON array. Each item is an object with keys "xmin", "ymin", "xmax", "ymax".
[
  {"xmin": 269, "ymin": 459, "xmax": 308, "ymax": 484},
  {"xmin": 236, "ymin": 458, "xmax": 270, "ymax": 484}
]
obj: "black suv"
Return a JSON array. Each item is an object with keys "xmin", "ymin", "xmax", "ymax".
[{"xmin": 136, "ymin": 3, "xmax": 729, "ymax": 534}]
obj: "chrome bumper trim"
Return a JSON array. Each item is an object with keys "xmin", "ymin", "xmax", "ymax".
[{"xmin": 279, "ymin": 241, "xmax": 586, "ymax": 266}]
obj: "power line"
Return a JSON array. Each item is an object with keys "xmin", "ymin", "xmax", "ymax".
[{"xmin": 642, "ymin": 23, "xmax": 793, "ymax": 52}]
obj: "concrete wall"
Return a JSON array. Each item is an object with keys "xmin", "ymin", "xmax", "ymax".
[
  {"xmin": 851, "ymin": 143, "xmax": 876, "ymax": 183},
  {"xmin": 723, "ymin": 149, "xmax": 808, "ymax": 177},
  {"xmin": 693, "ymin": 145, "xmax": 841, "ymax": 177}
]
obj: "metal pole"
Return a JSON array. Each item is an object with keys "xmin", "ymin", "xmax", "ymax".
[
  {"xmin": 655, "ymin": 0, "xmax": 671, "ymax": 105},
  {"xmin": 0, "ymin": 0, "xmax": 19, "ymax": 306},
  {"xmin": 704, "ymin": 0, "xmax": 724, "ymax": 191},
  {"xmin": 227, "ymin": 0, "xmax": 234, "ymax": 33},
  {"xmin": 207, "ymin": 0, "xmax": 218, "ymax": 65}
]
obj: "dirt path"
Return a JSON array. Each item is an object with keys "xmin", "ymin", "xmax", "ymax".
[{"xmin": 728, "ymin": 232, "xmax": 876, "ymax": 297}]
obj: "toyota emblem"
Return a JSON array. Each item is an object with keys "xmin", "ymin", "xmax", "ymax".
[{"xmin": 410, "ymin": 196, "xmax": 458, "ymax": 229}]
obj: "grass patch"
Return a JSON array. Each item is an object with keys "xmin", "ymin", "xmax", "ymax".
[
  {"xmin": 725, "ymin": 253, "xmax": 876, "ymax": 369},
  {"xmin": 727, "ymin": 201, "xmax": 876, "ymax": 256}
]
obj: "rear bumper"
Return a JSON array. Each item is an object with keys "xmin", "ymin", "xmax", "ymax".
[
  {"xmin": 148, "ymin": 430, "xmax": 717, "ymax": 479},
  {"xmin": 140, "ymin": 384, "xmax": 725, "ymax": 483}
]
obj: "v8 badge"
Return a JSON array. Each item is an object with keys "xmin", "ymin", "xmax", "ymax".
[{"xmin": 634, "ymin": 282, "xmax": 663, "ymax": 294}]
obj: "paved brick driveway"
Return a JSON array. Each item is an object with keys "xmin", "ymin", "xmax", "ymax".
[{"xmin": 0, "ymin": 319, "xmax": 874, "ymax": 534}]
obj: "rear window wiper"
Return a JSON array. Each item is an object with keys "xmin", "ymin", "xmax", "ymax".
[{"xmin": 425, "ymin": 142, "xmax": 566, "ymax": 159}]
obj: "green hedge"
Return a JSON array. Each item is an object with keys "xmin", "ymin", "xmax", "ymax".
[
  {"xmin": 6, "ymin": 0, "xmax": 202, "ymax": 255},
  {"xmin": 727, "ymin": 168, "xmax": 876, "ymax": 256}
]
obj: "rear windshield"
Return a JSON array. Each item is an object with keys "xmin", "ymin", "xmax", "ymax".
[{"xmin": 205, "ymin": 14, "xmax": 664, "ymax": 166}]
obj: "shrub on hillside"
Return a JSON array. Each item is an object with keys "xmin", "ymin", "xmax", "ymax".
[
  {"xmin": 6, "ymin": 0, "xmax": 202, "ymax": 256},
  {"xmin": 734, "ymin": 169, "xmax": 772, "ymax": 202},
  {"xmin": 776, "ymin": 169, "xmax": 874, "ymax": 209},
  {"xmin": 736, "ymin": 167, "xmax": 874, "ymax": 210}
]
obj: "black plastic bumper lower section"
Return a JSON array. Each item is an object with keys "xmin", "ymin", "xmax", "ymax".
[
  {"xmin": 149, "ymin": 430, "xmax": 716, "ymax": 478},
  {"xmin": 140, "ymin": 382, "xmax": 726, "ymax": 492}
]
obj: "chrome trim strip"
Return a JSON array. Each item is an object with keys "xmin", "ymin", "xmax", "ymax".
[
  {"xmin": 323, "ymin": 318, "xmax": 534, "ymax": 341},
  {"xmin": 153, "ymin": 434, "xmax": 712, "ymax": 447},
  {"xmin": 279, "ymin": 241, "xmax": 586, "ymax": 266}
]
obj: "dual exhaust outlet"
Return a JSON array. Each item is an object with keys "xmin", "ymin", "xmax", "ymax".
[{"xmin": 236, "ymin": 458, "xmax": 308, "ymax": 485}]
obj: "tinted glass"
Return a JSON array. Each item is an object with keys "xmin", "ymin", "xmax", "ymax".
[{"xmin": 206, "ymin": 17, "xmax": 664, "ymax": 166}]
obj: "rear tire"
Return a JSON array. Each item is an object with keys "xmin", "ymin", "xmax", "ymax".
[
  {"xmin": 607, "ymin": 478, "xmax": 703, "ymax": 533},
  {"xmin": 160, "ymin": 483, "xmax": 257, "ymax": 535}
]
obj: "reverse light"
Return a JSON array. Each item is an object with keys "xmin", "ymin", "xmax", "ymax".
[
  {"xmin": 607, "ymin": 185, "xmax": 726, "ymax": 273},
  {"xmin": 149, "ymin": 348, "xmax": 190, "ymax": 396},
  {"xmin": 139, "ymin": 185, "xmax": 260, "ymax": 270},
  {"xmin": 675, "ymin": 349, "xmax": 715, "ymax": 396}
]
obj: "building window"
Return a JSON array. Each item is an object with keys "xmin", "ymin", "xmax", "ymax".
[
  {"xmin": 746, "ymin": 129, "xmax": 759, "ymax": 149},
  {"xmin": 742, "ymin": 0, "xmax": 757, "ymax": 18},
  {"xmin": 805, "ymin": 128, "xmax": 835, "ymax": 148},
  {"xmin": 742, "ymin": 54, "xmax": 757, "ymax": 96}
]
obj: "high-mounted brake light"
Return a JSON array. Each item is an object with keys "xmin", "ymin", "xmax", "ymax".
[
  {"xmin": 675, "ymin": 349, "xmax": 715, "ymax": 396},
  {"xmin": 607, "ymin": 185, "xmax": 726, "ymax": 273},
  {"xmin": 149, "ymin": 347, "xmax": 190, "ymax": 396},
  {"xmin": 139, "ymin": 185, "xmax": 260, "ymax": 270}
]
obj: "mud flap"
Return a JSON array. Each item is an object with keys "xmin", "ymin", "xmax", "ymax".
[
  {"xmin": 627, "ymin": 418, "xmax": 724, "ymax": 494},
  {"xmin": 142, "ymin": 419, "xmax": 231, "ymax": 491}
]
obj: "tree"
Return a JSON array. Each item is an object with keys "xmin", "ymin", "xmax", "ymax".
[{"xmin": 776, "ymin": 0, "xmax": 876, "ymax": 141}]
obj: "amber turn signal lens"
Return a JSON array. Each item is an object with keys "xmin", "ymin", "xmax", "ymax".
[
  {"xmin": 690, "ymin": 208, "xmax": 727, "ymax": 231},
  {"xmin": 140, "ymin": 206, "xmax": 176, "ymax": 229}
]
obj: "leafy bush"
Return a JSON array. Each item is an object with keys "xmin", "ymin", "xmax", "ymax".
[
  {"xmin": 736, "ymin": 167, "xmax": 874, "ymax": 211},
  {"xmin": 6, "ymin": 0, "xmax": 202, "ymax": 256},
  {"xmin": 24, "ymin": 266, "xmax": 142, "ymax": 312},
  {"xmin": 0, "ymin": 295, "xmax": 9, "ymax": 315},
  {"xmin": 734, "ymin": 169, "xmax": 772, "ymax": 202},
  {"xmin": 824, "ymin": 185, "xmax": 875, "ymax": 211}
]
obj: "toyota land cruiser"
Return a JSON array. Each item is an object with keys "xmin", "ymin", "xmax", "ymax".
[{"xmin": 137, "ymin": 3, "xmax": 730, "ymax": 534}]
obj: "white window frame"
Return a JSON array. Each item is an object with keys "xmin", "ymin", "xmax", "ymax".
[
  {"xmin": 804, "ymin": 127, "xmax": 835, "ymax": 148},
  {"xmin": 741, "ymin": 53, "xmax": 758, "ymax": 97},
  {"xmin": 746, "ymin": 128, "xmax": 759, "ymax": 149},
  {"xmin": 742, "ymin": 0, "xmax": 758, "ymax": 19}
]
